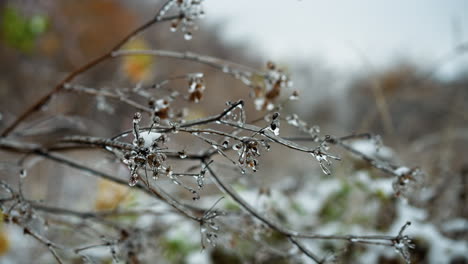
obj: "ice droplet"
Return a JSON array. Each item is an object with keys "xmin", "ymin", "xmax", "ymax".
[
  {"xmin": 268, "ymin": 126, "xmax": 280, "ymax": 136},
  {"xmin": 268, "ymin": 120, "xmax": 280, "ymax": 136},
  {"xmin": 310, "ymin": 125, "xmax": 320, "ymax": 134},
  {"xmin": 254, "ymin": 98, "xmax": 265, "ymax": 111},
  {"xmin": 289, "ymin": 90, "xmax": 299, "ymax": 100},
  {"xmin": 266, "ymin": 103, "xmax": 275, "ymax": 111},
  {"xmin": 152, "ymin": 170, "xmax": 159, "ymax": 180},
  {"xmin": 129, "ymin": 173, "xmax": 139, "ymax": 186},
  {"xmin": 321, "ymin": 142, "xmax": 330, "ymax": 151},
  {"xmin": 222, "ymin": 66, "xmax": 230, "ymax": 73},
  {"xmin": 184, "ymin": 32, "xmax": 193, "ymax": 40},
  {"xmin": 128, "ymin": 180, "xmax": 137, "ymax": 187},
  {"xmin": 178, "ymin": 151, "xmax": 187, "ymax": 159},
  {"xmin": 232, "ymin": 143, "xmax": 242, "ymax": 151}
]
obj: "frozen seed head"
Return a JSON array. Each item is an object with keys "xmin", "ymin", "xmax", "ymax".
[
  {"xmin": 392, "ymin": 167, "xmax": 424, "ymax": 198},
  {"xmin": 133, "ymin": 112, "xmax": 142, "ymax": 123},
  {"xmin": 166, "ymin": 0, "xmax": 205, "ymax": 40},
  {"xmin": 170, "ymin": 19, "xmax": 179, "ymax": 32},
  {"xmin": 187, "ymin": 76, "xmax": 205, "ymax": 102}
]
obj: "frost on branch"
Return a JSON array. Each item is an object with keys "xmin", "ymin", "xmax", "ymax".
[
  {"xmin": 0, "ymin": 1, "xmax": 442, "ymax": 262},
  {"xmin": 286, "ymin": 113, "xmax": 321, "ymax": 139}
]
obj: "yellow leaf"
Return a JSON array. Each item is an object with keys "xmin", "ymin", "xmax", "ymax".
[
  {"xmin": 121, "ymin": 38, "xmax": 154, "ymax": 82},
  {"xmin": 94, "ymin": 179, "xmax": 130, "ymax": 211},
  {"xmin": 184, "ymin": 108, "xmax": 205, "ymax": 121},
  {"xmin": 0, "ymin": 229, "xmax": 9, "ymax": 256}
]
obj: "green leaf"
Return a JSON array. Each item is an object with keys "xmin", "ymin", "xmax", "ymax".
[
  {"xmin": 319, "ymin": 184, "xmax": 351, "ymax": 223},
  {"xmin": 29, "ymin": 15, "xmax": 48, "ymax": 35},
  {"xmin": 161, "ymin": 238, "xmax": 198, "ymax": 264},
  {"xmin": 1, "ymin": 6, "xmax": 49, "ymax": 52}
]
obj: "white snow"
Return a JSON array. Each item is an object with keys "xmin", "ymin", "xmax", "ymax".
[
  {"xmin": 441, "ymin": 218, "xmax": 468, "ymax": 233},
  {"xmin": 350, "ymin": 140, "xmax": 394, "ymax": 160},
  {"xmin": 141, "ymin": 132, "xmax": 162, "ymax": 148},
  {"xmin": 394, "ymin": 167, "xmax": 411, "ymax": 176}
]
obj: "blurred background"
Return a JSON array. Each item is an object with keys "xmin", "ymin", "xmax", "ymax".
[{"xmin": 0, "ymin": 0, "xmax": 467, "ymax": 263}]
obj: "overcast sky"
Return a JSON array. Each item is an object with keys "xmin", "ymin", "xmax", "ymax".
[{"xmin": 204, "ymin": 0, "xmax": 468, "ymax": 74}]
